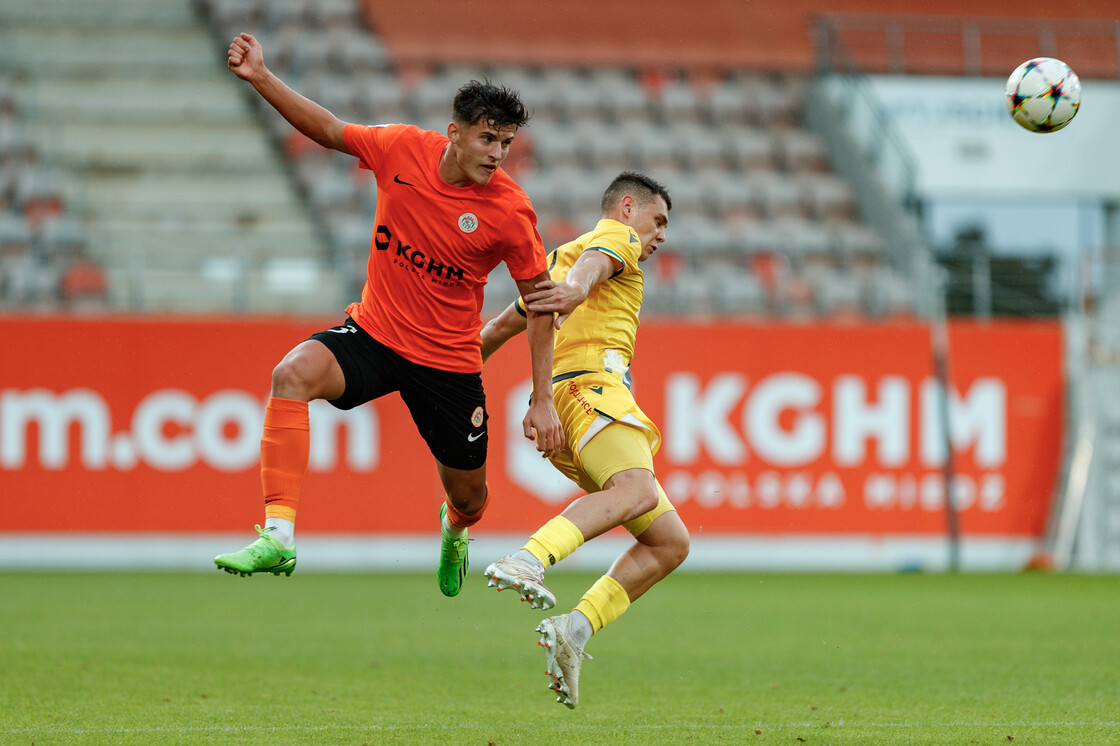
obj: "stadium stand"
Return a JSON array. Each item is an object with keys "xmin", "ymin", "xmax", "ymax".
[
  {"xmin": 19, "ymin": 0, "xmax": 1075, "ymax": 319},
  {"xmin": 190, "ymin": 0, "xmax": 916, "ymax": 319},
  {"xmin": 0, "ymin": 0, "xmax": 344, "ymax": 313},
  {"xmin": 0, "ymin": 72, "xmax": 107, "ymax": 311}
]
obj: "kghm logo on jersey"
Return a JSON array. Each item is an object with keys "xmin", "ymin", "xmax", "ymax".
[
  {"xmin": 374, "ymin": 224, "xmax": 464, "ymax": 283},
  {"xmin": 458, "ymin": 213, "xmax": 478, "ymax": 234}
]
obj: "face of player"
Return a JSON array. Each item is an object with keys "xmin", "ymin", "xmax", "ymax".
[
  {"xmin": 443, "ymin": 119, "xmax": 517, "ymax": 187},
  {"xmin": 628, "ymin": 196, "xmax": 669, "ymax": 262}
]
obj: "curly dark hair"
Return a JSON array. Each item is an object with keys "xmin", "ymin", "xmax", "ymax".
[
  {"xmin": 601, "ymin": 171, "xmax": 672, "ymax": 213},
  {"xmin": 452, "ymin": 79, "xmax": 531, "ymax": 129}
]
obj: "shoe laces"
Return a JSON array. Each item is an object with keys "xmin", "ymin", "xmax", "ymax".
[
  {"xmin": 555, "ymin": 617, "xmax": 592, "ymax": 661},
  {"xmin": 441, "ymin": 535, "xmax": 471, "ymax": 558},
  {"xmin": 500, "ymin": 555, "xmax": 545, "ymax": 579},
  {"xmin": 247, "ymin": 524, "xmax": 282, "ymax": 554}
]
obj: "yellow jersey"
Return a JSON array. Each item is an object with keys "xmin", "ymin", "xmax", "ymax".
[{"xmin": 521, "ymin": 218, "xmax": 645, "ymax": 383}]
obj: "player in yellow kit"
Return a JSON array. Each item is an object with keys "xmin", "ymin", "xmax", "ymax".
[{"xmin": 480, "ymin": 172, "xmax": 689, "ymax": 708}]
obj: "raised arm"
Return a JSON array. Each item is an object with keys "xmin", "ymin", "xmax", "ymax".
[
  {"xmin": 516, "ymin": 270, "xmax": 564, "ymax": 458},
  {"xmin": 227, "ymin": 32, "xmax": 349, "ymax": 154}
]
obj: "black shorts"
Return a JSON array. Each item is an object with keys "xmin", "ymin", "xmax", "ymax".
[{"xmin": 309, "ymin": 318, "xmax": 488, "ymax": 470}]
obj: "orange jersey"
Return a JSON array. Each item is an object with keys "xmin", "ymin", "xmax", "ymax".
[{"xmin": 342, "ymin": 123, "xmax": 547, "ymax": 373}]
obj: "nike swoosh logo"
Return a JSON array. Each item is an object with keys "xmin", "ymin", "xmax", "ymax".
[
  {"xmin": 467, "ymin": 431, "xmax": 485, "ymax": 442},
  {"xmin": 327, "ymin": 326, "xmax": 357, "ymax": 334},
  {"xmin": 589, "ymin": 386, "xmax": 603, "ymax": 394},
  {"xmin": 394, "ymin": 174, "xmax": 416, "ymax": 186}
]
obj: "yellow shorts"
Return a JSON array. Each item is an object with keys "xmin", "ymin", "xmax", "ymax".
[{"xmin": 549, "ymin": 372, "xmax": 675, "ymax": 537}]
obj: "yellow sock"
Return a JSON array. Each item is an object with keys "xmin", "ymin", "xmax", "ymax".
[
  {"xmin": 575, "ymin": 574, "xmax": 631, "ymax": 634},
  {"xmin": 524, "ymin": 515, "xmax": 584, "ymax": 567}
]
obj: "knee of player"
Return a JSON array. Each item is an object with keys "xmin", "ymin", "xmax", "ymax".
[
  {"xmin": 670, "ymin": 527, "xmax": 691, "ymax": 569},
  {"xmin": 270, "ymin": 357, "xmax": 316, "ymax": 399}
]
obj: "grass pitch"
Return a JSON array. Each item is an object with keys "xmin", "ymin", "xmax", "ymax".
[{"xmin": 1, "ymin": 571, "xmax": 1118, "ymax": 745}]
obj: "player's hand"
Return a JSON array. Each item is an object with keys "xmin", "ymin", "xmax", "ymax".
[
  {"xmin": 227, "ymin": 32, "xmax": 265, "ymax": 82},
  {"xmin": 523, "ymin": 396, "xmax": 564, "ymax": 459},
  {"xmin": 524, "ymin": 280, "xmax": 586, "ymax": 329}
]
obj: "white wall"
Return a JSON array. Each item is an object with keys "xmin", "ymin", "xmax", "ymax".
[
  {"xmin": 830, "ymin": 74, "xmax": 1118, "ymax": 298},
  {"xmin": 865, "ymin": 75, "xmax": 1120, "ymax": 200}
]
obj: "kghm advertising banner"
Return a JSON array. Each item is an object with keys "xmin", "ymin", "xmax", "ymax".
[{"xmin": 0, "ymin": 317, "xmax": 1063, "ymax": 568}]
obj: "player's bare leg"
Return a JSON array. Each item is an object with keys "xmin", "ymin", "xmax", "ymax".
[
  {"xmin": 435, "ymin": 463, "xmax": 487, "ymax": 597},
  {"xmin": 603, "ymin": 510, "xmax": 690, "ymax": 602},
  {"xmin": 560, "ymin": 467, "xmax": 660, "ymax": 542}
]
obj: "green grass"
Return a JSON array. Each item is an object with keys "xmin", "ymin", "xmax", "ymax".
[{"xmin": 1, "ymin": 572, "xmax": 1119, "ymax": 745}]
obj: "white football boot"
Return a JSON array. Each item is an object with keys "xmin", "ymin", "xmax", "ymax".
[
  {"xmin": 536, "ymin": 614, "xmax": 592, "ymax": 708},
  {"xmin": 484, "ymin": 555, "xmax": 556, "ymax": 610}
]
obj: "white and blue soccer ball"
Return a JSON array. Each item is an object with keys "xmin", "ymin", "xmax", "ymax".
[{"xmin": 1005, "ymin": 57, "xmax": 1081, "ymax": 133}]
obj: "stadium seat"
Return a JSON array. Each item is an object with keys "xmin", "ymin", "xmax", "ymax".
[
  {"xmin": 806, "ymin": 265, "xmax": 864, "ymax": 317},
  {"xmin": 654, "ymin": 78, "xmax": 707, "ymax": 125},
  {"xmin": 800, "ymin": 172, "xmax": 859, "ymax": 222},
  {"xmin": 720, "ymin": 127, "xmax": 779, "ymax": 173},
  {"xmin": 325, "ymin": 27, "xmax": 391, "ymax": 73},
  {"xmin": 37, "ymin": 214, "xmax": 87, "ymax": 255},
  {"xmin": 591, "ymin": 69, "xmax": 652, "ymax": 123},
  {"xmin": 779, "ymin": 217, "xmax": 836, "ymax": 268},
  {"xmin": 862, "ymin": 266, "xmax": 919, "ymax": 318},
  {"xmin": 541, "ymin": 69, "xmax": 603, "ymax": 123},
  {"xmin": 353, "ymin": 70, "xmax": 409, "ymax": 124},
  {"xmin": 707, "ymin": 76, "xmax": 755, "ymax": 127},
  {"xmin": 699, "ymin": 168, "xmax": 761, "ymax": 222},
  {"xmin": 778, "ymin": 129, "xmax": 831, "ymax": 173},
  {"xmin": 749, "ymin": 172, "xmax": 806, "ymax": 220},
  {"xmin": 670, "ymin": 122, "xmax": 728, "ymax": 172},
  {"xmin": 313, "ymin": 0, "xmax": 363, "ymax": 30},
  {"xmin": 833, "ymin": 221, "xmax": 886, "ymax": 269}
]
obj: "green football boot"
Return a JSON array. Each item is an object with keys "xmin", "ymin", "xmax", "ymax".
[
  {"xmin": 436, "ymin": 503, "xmax": 470, "ymax": 597},
  {"xmin": 214, "ymin": 525, "xmax": 296, "ymax": 577}
]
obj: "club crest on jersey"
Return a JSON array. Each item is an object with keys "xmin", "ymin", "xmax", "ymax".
[
  {"xmin": 458, "ymin": 212, "xmax": 479, "ymax": 234},
  {"xmin": 470, "ymin": 406, "xmax": 485, "ymax": 428}
]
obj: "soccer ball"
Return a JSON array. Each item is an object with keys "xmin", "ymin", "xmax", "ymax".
[{"xmin": 1005, "ymin": 57, "xmax": 1081, "ymax": 133}]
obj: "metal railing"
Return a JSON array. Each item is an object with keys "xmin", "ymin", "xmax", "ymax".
[{"xmin": 813, "ymin": 14, "xmax": 1120, "ymax": 80}]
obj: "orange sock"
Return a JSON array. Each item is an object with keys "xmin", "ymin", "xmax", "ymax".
[
  {"xmin": 261, "ymin": 397, "xmax": 310, "ymax": 523},
  {"xmin": 444, "ymin": 483, "xmax": 490, "ymax": 529}
]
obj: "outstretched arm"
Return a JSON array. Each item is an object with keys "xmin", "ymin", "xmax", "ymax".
[
  {"xmin": 480, "ymin": 301, "xmax": 528, "ymax": 363},
  {"xmin": 516, "ymin": 270, "xmax": 564, "ymax": 459},
  {"xmin": 227, "ymin": 32, "xmax": 349, "ymax": 154},
  {"xmin": 523, "ymin": 249, "xmax": 618, "ymax": 328}
]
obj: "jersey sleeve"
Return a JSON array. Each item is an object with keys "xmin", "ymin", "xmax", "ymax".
[
  {"xmin": 343, "ymin": 122, "xmax": 410, "ymax": 174},
  {"xmin": 586, "ymin": 222, "xmax": 642, "ymax": 275},
  {"xmin": 497, "ymin": 199, "xmax": 548, "ymax": 281}
]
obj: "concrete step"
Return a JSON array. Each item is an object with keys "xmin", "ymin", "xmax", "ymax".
[
  {"xmin": 94, "ymin": 217, "xmax": 323, "ymax": 264},
  {"xmin": 1, "ymin": 0, "xmax": 337, "ymax": 314},
  {"xmin": 74, "ymin": 172, "xmax": 303, "ymax": 211},
  {"xmin": 109, "ymin": 264, "xmax": 349, "ymax": 315},
  {"xmin": 15, "ymin": 78, "xmax": 253, "ymax": 127},
  {"xmin": 0, "ymin": 0, "xmax": 195, "ymax": 25},
  {"xmin": 37, "ymin": 123, "xmax": 276, "ymax": 172},
  {"xmin": 1, "ymin": 27, "xmax": 222, "ymax": 79}
]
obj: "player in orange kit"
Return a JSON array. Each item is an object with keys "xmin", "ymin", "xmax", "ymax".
[{"xmin": 213, "ymin": 32, "xmax": 563, "ymax": 597}]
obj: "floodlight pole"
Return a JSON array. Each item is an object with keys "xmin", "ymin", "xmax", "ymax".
[{"xmin": 931, "ymin": 267, "xmax": 961, "ymax": 572}]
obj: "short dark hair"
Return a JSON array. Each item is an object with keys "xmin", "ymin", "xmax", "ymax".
[
  {"xmin": 601, "ymin": 171, "xmax": 672, "ymax": 213},
  {"xmin": 452, "ymin": 79, "xmax": 530, "ymax": 129}
]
